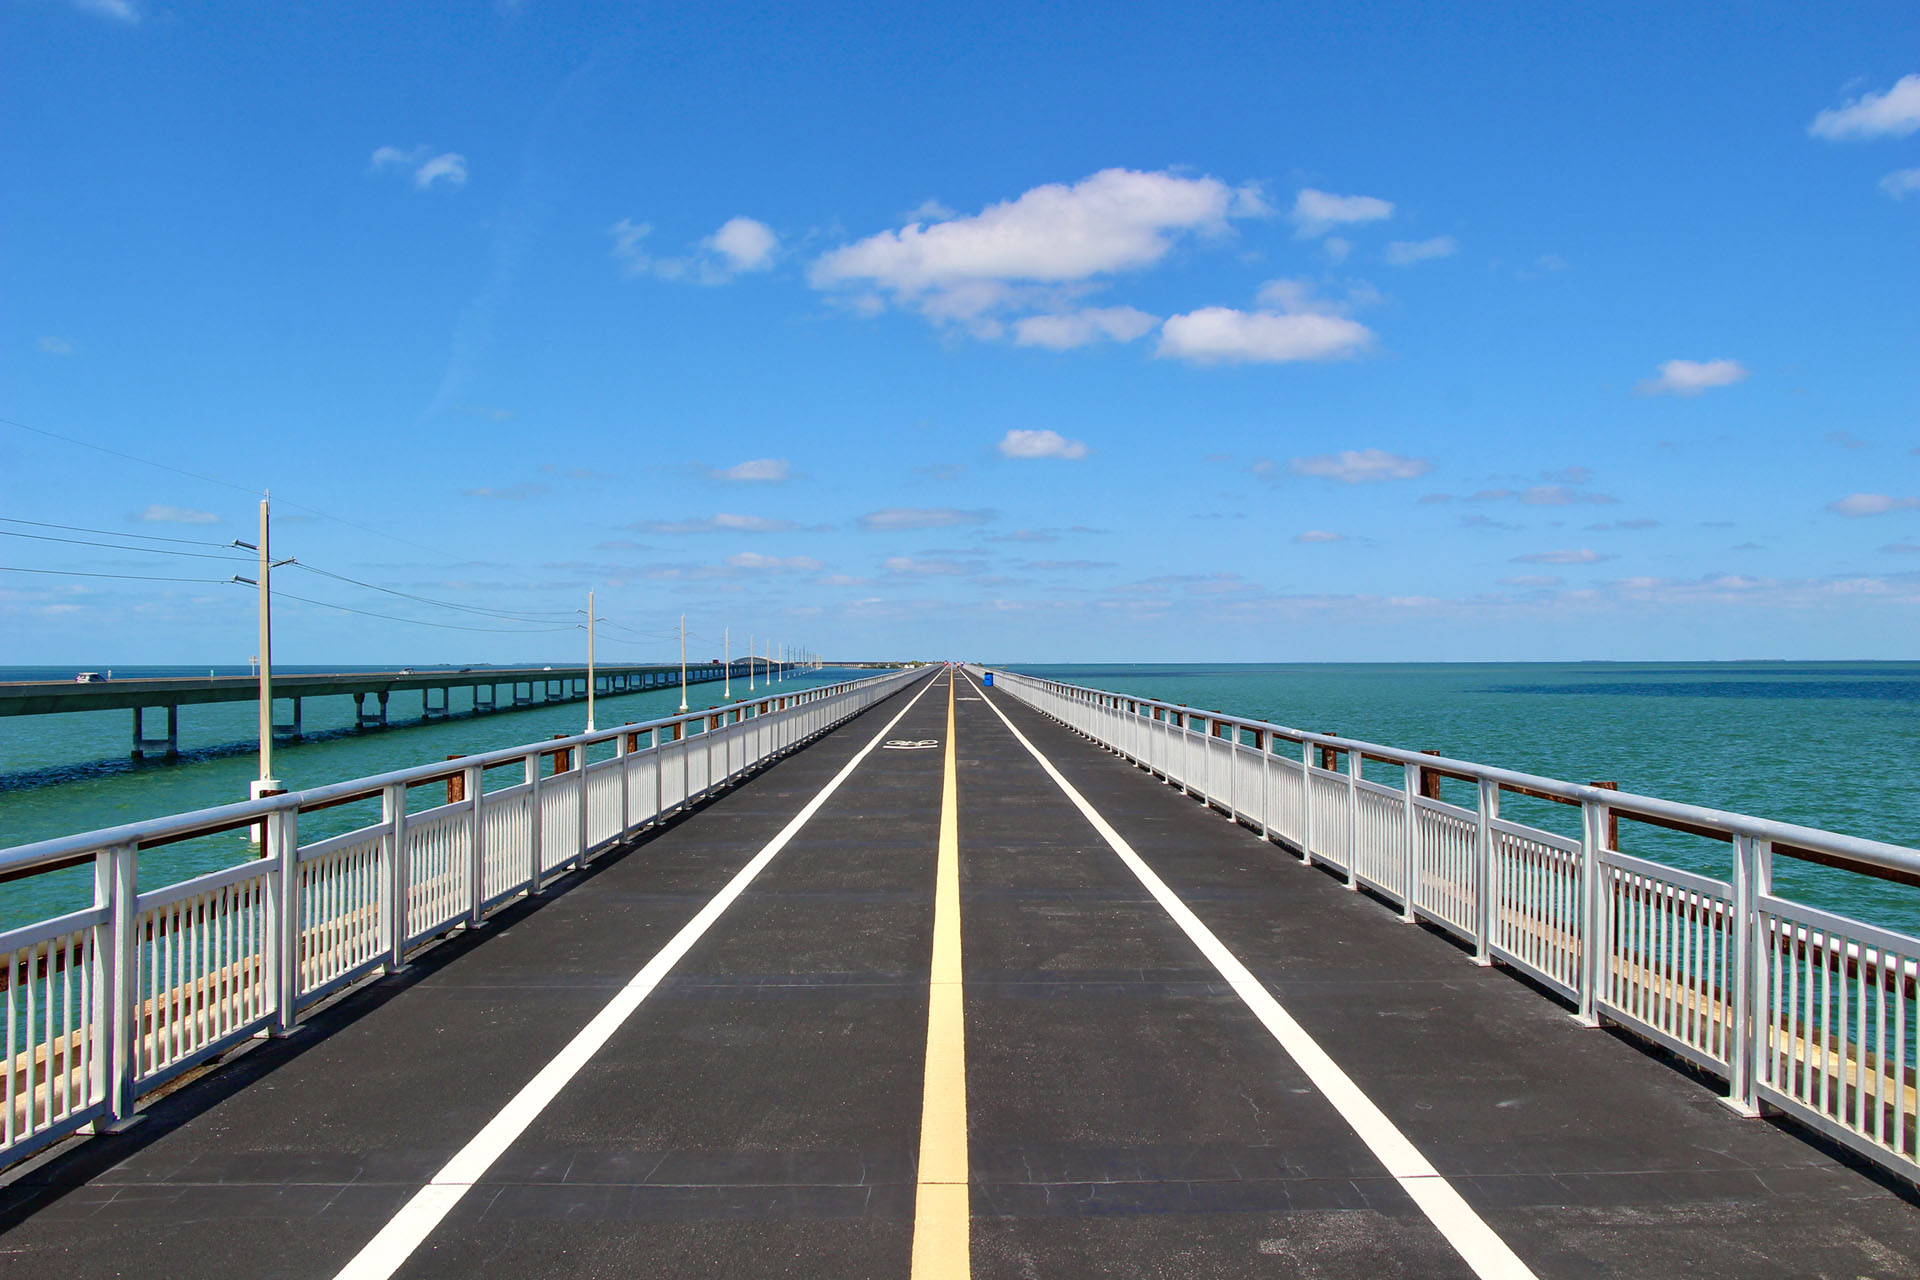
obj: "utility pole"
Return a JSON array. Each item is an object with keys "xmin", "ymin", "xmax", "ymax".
[
  {"xmin": 678, "ymin": 613, "xmax": 688, "ymax": 712},
  {"xmin": 232, "ymin": 494, "xmax": 292, "ymax": 831},
  {"xmin": 748, "ymin": 633, "xmax": 755, "ymax": 691},
  {"xmin": 724, "ymin": 626, "xmax": 731, "ymax": 700},
  {"xmin": 580, "ymin": 590, "xmax": 602, "ymax": 732}
]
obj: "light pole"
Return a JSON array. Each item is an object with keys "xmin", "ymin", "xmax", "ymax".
[
  {"xmin": 724, "ymin": 626, "xmax": 730, "ymax": 700},
  {"xmin": 678, "ymin": 613, "xmax": 688, "ymax": 712},
  {"xmin": 748, "ymin": 633, "xmax": 755, "ymax": 692}
]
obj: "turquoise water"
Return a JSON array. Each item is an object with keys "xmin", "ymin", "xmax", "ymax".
[
  {"xmin": 0, "ymin": 664, "xmax": 852, "ymax": 929},
  {"xmin": 1007, "ymin": 662, "xmax": 1920, "ymax": 935}
]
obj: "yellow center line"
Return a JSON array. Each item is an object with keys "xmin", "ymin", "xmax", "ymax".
[{"xmin": 911, "ymin": 667, "xmax": 969, "ymax": 1278}]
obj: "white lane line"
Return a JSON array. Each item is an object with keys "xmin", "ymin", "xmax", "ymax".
[
  {"xmin": 962, "ymin": 673, "xmax": 1539, "ymax": 1280},
  {"xmin": 332, "ymin": 674, "xmax": 943, "ymax": 1280}
]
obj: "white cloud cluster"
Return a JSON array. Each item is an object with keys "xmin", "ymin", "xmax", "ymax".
[
  {"xmin": 1291, "ymin": 188, "xmax": 1393, "ymax": 237},
  {"xmin": 1512, "ymin": 548, "xmax": 1611, "ymax": 565},
  {"xmin": 1383, "ymin": 235, "xmax": 1458, "ymax": 266},
  {"xmin": 709, "ymin": 458, "xmax": 790, "ymax": 483},
  {"xmin": 633, "ymin": 513, "xmax": 811, "ymax": 534},
  {"xmin": 137, "ymin": 504, "xmax": 219, "ymax": 525},
  {"xmin": 1157, "ymin": 308, "xmax": 1372, "ymax": 364},
  {"xmin": 1828, "ymin": 493, "xmax": 1920, "ymax": 517},
  {"xmin": 998, "ymin": 429, "xmax": 1088, "ymax": 460},
  {"xmin": 1288, "ymin": 448, "xmax": 1432, "ymax": 483},
  {"xmin": 1293, "ymin": 530, "xmax": 1348, "ymax": 544},
  {"xmin": 1881, "ymin": 168, "xmax": 1920, "ymax": 199},
  {"xmin": 724, "ymin": 552, "xmax": 821, "ymax": 572},
  {"xmin": 858, "ymin": 507, "xmax": 992, "ymax": 532},
  {"xmin": 1808, "ymin": 74, "xmax": 1920, "ymax": 140},
  {"xmin": 1637, "ymin": 358, "xmax": 1749, "ymax": 396},
  {"xmin": 1012, "ymin": 306, "xmax": 1156, "ymax": 350},
  {"xmin": 69, "ymin": 0, "xmax": 138, "ymax": 22},
  {"xmin": 811, "ymin": 168, "xmax": 1257, "ymax": 337},
  {"xmin": 36, "ymin": 336, "xmax": 74, "ymax": 356},
  {"xmin": 611, "ymin": 216, "xmax": 779, "ymax": 283},
  {"xmin": 370, "ymin": 145, "xmax": 468, "ymax": 191}
]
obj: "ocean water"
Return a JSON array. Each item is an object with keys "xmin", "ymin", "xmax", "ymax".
[
  {"xmin": 1006, "ymin": 662, "xmax": 1920, "ymax": 935},
  {"xmin": 0, "ymin": 664, "xmax": 853, "ymax": 929}
]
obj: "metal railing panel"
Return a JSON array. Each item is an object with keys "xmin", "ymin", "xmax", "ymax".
[
  {"xmin": 1353, "ymin": 786, "xmax": 1409, "ymax": 906},
  {"xmin": 585, "ymin": 758, "xmax": 623, "ymax": 848},
  {"xmin": 1410, "ymin": 798, "xmax": 1478, "ymax": 939},
  {"xmin": 537, "ymin": 774, "xmax": 582, "ymax": 874},
  {"xmin": 1756, "ymin": 894, "xmax": 1920, "ymax": 1174},
  {"xmin": 1307, "ymin": 769, "xmax": 1349, "ymax": 870},
  {"xmin": 1596, "ymin": 851, "xmax": 1734, "ymax": 1070},
  {"xmin": 296, "ymin": 831, "xmax": 383, "ymax": 996},
  {"xmin": 1489, "ymin": 820, "xmax": 1583, "ymax": 999},
  {"xmin": 404, "ymin": 803, "xmax": 473, "ymax": 944},
  {"xmin": 130, "ymin": 864, "xmax": 274, "ymax": 1088},
  {"xmin": 480, "ymin": 787, "xmax": 533, "ymax": 907},
  {"xmin": 3, "ymin": 909, "xmax": 104, "ymax": 1158}
]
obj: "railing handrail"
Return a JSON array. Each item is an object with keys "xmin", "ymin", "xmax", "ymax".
[
  {"xmin": 986, "ymin": 669, "xmax": 1920, "ymax": 881},
  {"xmin": 0, "ymin": 670, "xmax": 903, "ymax": 877}
]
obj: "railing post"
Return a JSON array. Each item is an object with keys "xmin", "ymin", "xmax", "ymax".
[
  {"xmin": 616, "ymin": 730, "xmax": 631, "ymax": 839},
  {"xmin": 525, "ymin": 752, "xmax": 543, "ymax": 893},
  {"xmin": 574, "ymin": 742, "xmax": 589, "ymax": 870},
  {"xmin": 1474, "ymin": 777, "xmax": 1498, "ymax": 966},
  {"xmin": 466, "ymin": 764, "xmax": 485, "ymax": 926},
  {"xmin": 1256, "ymin": 730, "xmax": 1271, "ymax": 840},
  {"xmin": 1573, "ymin": 798, "xmax": 1604, "ymax": 1025},
  {"xmin": 382, "ymin": 783, "xmax": 408, "ymax": 971},
  {"xmin": 1301, "ymin": 738, "xmax": 1316, "ymax": 865},
  {"xmin": 94, "ymin": 842, "xmax": 138, "ymax": 1124},
  {"xmin": 1399, "ymin": 763, "xmax": 1419, "ymax": 922},
  {"xmin": 1344, "ymin": 747, "xmax": 1360, "ymax": 889},
  {"xmin": 1723, "ymin": 834, "xmax": 1770, "ymax": 1117},
  {"xmin": 269, "ymin": 806, "xmax": 300, "ymax": 1033}
]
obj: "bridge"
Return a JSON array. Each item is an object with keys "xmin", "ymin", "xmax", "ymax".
[
  {"xmin": 1, "ymin": 666, "xmax": 1917, "ymax": 1277},
  {"xmin": 0, "ymin": 661, "xmax": 799, "ymax": 758}
]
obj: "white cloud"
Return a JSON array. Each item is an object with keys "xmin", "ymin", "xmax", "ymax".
[
  {"xmin": 1517, "ymin": 485, "xmax": 1617, "ymax": 507},
  {"xmin": 1383, "ymin": 235, "xmax": 1458, "ymax": 266},
  {"xmin": 413, "ymin": 153, "xmax": 468, "ymax": 190},
  {"xmin": 631, "ymin": 513, "xmax": 811, "ymax": 534},
  {"xmin": 1292, "ymin": 188, "xmax": 1393, "ymax": 237},
  {"xmin": 611, "ymin": 215, "xmax": 779, "ymax": 283},
  {"xmin": 1321, "ymin": 236, "xmax": 1352, "ymax": 263},
  {"xmin": 1828, "ymin": 493, "xmax": 1920, "ymax": 517},
  {"xmin": 883, "ymin": 555, "xmax": 980, "ymax": 575},
  {"xmin": 1637, "ymin": 358, "xmax": 1749, "ymax": 396},
  {"xmin": 1012, "ymin": 306, "xmax": 1156, "ymax": 350},
  {"xmin": 1293, "ymin": 530, "xmax": 1348, "ymax": 544},
  {"xmin": 36, "ymin": 336, "xmax": 74, "ymax": 356},
  {"xmin": 1499, "ymin": 575, "xmax": 1563, "ymax": 588},
  {"xmin": 811, "ymin": 168, "xmax": 1250, "ymax": 331},
  {"xmin": 1880, "ymin": 167, "xmax": 1920, "ymax": 199},
  {"xmin": 462, "ymin": 482, "xmax": 548, "ymax": 500},
  {"xmin": 609, "ymin": 219, "xmax": 653, "ymax": 275},
  {"xmin": 998, "ymin": 428, "xmax": 1089, "ymax": 460},
  {"xmin": 1287, "ymin": 448, "xmax": 1432, "ymax": 483},
  {"xmin": 1809, "ymin": 74, "xmax": 1920, "ymax": 140},
  {"xmin": 858, "ymin": 507, "xmax": 992, "ymax": 532},
  {"xmin": 724, "ymin": 552, "xmax": 822, "ymax": 572},
  {"xmin": 370, "ymin": 145, "xmax": 467, "ymax": 191},
  {"xmin": 704, "ymin": 217, "xmax": 778, "ymax": 273},
  {"xmin": 1511, "ymin": 548, "xmax": 1612, "ymax": 564},
  {"xmin": 710, "ymin": 458, "xmax": 790, "ymax": 483},
  {"xmin": 137, "ymin": 504, "xmax": 219, "ymax": 525},
  {"xmin": 69, "ymin": 0, "xmax": 138, "ymax": 21},
  {"xmin": 1156, "ymin": 307, "xmax": 1372, "ymax": 364}
]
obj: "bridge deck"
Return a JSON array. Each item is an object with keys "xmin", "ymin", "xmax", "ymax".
[{"xmin": 2, "ymin": 669, "xmax": 1915, "ymax": 1278}]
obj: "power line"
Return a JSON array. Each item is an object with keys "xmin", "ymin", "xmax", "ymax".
[
  {"xmin": 0, "ymin": 416, "xmax": 262, "ymax": 498},
  {"xmin": 0, "ymin": 528, "xmax": 254, "ymax": 562},
  {"xmin": 0, "ymin": 515, "xmax": 238, "ymax": 549},
  {"xmin": 263, "ymin": 585, "xmax": 582, "ymax": 635},
  {"xmin": 0, "ymin": 565, "xmax": 229, "ymax": 584},
  {"xmin": 290, "ymin": 562, "xmax": 582, "ymax": 622}
]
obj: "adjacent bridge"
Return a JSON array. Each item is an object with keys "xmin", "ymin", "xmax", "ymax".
[
  {"xmin": 1, "ymin": 666, "xmax": 1916, "ymax": 1277},
  {"xmin": 0, "ymin": 661, "xmax": 800, "ymax": 758}
]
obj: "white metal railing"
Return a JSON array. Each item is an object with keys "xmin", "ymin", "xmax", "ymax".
[
  {"xmin": 0, "ymin": 666, "xmax": 920, "ymax": 1169},
  {"xmin": 979, "ymin": 667, "xmax": 1920, "ymax": 1185}
]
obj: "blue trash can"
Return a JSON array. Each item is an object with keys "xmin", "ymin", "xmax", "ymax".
[{"xmin": 983, "ymin": 672, "xmax": 994, "ymax": 687}]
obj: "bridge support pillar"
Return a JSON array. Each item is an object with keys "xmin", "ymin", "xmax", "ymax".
[
  {"xmin": 424, "ymin": 687, "xmax": 449, "ymax": 719},
  {"xmin": 356, "ymin": 691, "xmax": 389, "ymax": 729},
  {"xmin": 272, "ymin": 697, "xmax": 302, "ymax": 742},
  {"xmin": 131, "ymin": 704, "xmax": 179, "ymax": 760},
  {"xmin": 513, "ymin": 681, "xmax": 532, "ymax": 707},
  {"xmin": 475, "ymin": 683, "xmax": 497, "ymax": 712}
]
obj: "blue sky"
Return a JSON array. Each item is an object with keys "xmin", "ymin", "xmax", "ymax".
[{"xmin": 5, "ymin": 1, "xmax": 1918, "ymax": 665}]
